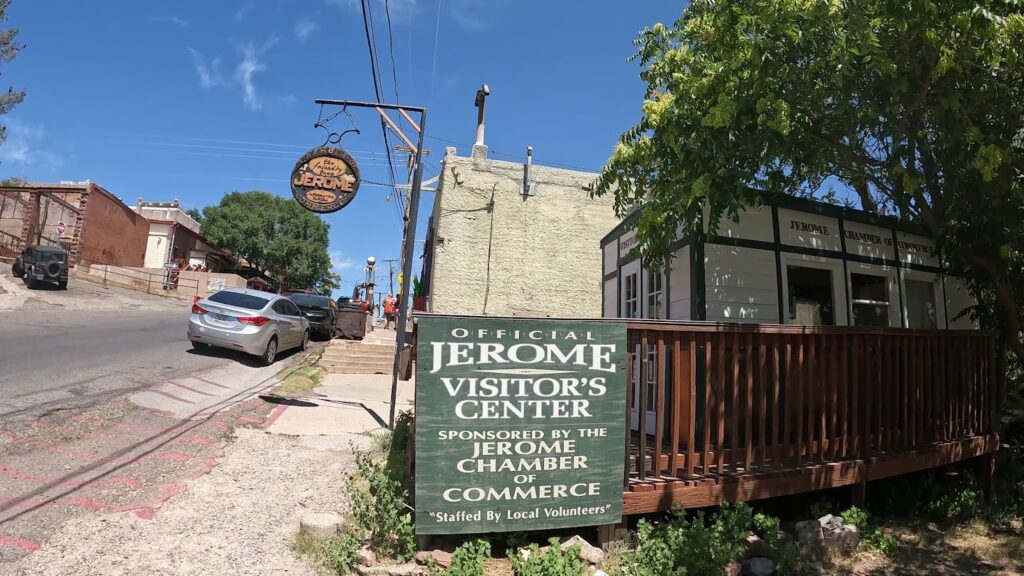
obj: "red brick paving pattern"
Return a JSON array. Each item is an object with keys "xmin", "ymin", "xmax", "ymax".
[{"xmin": 0, "ymin": 382, "xmax": 278, "ymax": 564}]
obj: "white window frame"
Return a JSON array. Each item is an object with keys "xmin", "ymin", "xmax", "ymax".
[
  {"xmin": 645, "ymin": 268, "xmax": 665, "ymax": 319},
  {"xmin": 621, "ymin": 260, "xmax": 641, "ymax": 319},
  {"xmin": 901, "ymin": 270, "xmax": 945, "ymax": 329},
  {"xmin": 780, "ymin": 254, "xmax": 847, "ymax": 326},
  {"xmin": 845, "ymin": 262, "xmax": 899, "ymax": 328}
]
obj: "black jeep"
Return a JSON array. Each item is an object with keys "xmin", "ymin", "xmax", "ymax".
[{"xmin": 12, "ymin": 245, "xmax": 69, "ymax": 289}]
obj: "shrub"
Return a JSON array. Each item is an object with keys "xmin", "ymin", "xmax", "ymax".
[
  {"xmin": 433, "ymin": 539, "xmax": 490, "ymax": 576},
  {"xmin": 925, "ymin": 488, "xmax": 983, "ymax": 524},
  {"xmin": 347, "ymin": 448, "xmax": 416, "ymax": 561},
  {"xmin": 809, "ymin": 500, "xmax": 832, "ymax": 519},
  {"xmin": 322, "ymin": 531, "xmax": 361, "ymax": 575},
  {"xmin": 509, "ymin": 538, "xmax": 586, "ymax": 576},
  {"xmin": 864, "ymin": 529, "xmax": 899, "ymax": 557},
  {"xmin": 752, "ymin": 512, "xmax": 780, "ymax": 538},
  {"xmin": 840, "ymin": 506, "xmax": 868, "ymax": 531},
  {"xmin": 386, "ymin": 410, "xmax": 414, "ymax": 485},
  {"xmin": 614, "ymin": 503, "xmax": 752, "ymax": 576}
]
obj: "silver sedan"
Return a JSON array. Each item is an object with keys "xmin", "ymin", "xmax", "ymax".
[{"xmin": 187, "ymin": 288, "xmax": 310, "ymax": 365}]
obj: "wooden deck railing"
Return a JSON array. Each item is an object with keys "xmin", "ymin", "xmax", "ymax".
[{"xmin": 625, "ymin": 323, "xmax": 1001, "ymax": 483}]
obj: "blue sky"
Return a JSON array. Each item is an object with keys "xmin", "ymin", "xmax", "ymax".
[{"xmin": 1, "ymin": 1, "xmax": 683, "ymax": 293}]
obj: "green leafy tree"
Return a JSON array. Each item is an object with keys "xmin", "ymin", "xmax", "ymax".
[
  {"xmin": 0, "ymin": 0, "xmax": 24, "ymax": 148},
  {"xmin": 315, "ymin": 271, "xmax": 341, "ymax": 296},
  {"xmin": 595, "ymin": 1, "xmax": 1024, "ymax": 361},
  {"xmin": 199, "ymin": 191, "xmax": 332, "ymax": 290},
  {"xmin": 185, "ymin": 207, "xmax": 204, "ymax": 225}
]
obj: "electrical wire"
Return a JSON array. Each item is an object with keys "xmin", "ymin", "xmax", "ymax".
[
  {"xmin": 430, "ymin": 0, "xmax": 443, "ymax": 106},
  {"xmin": 360, "ymin": 0, "xmax": 403, "ymax": 223}
]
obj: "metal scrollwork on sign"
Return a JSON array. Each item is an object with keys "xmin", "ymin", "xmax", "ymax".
[{"xmin": 290, "ymin": 147, "xmax": 361, "ymax": 214}]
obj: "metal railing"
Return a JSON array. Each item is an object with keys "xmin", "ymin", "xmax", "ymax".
[{"xmin": 73, "ymin": 260, "xmax": 201, "ymax": 300}]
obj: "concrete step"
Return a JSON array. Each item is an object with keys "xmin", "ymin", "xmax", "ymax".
[
  {"xmin": 322, "ymin": 353, "xmax": 394, "ymax": 363},
  {"xmin": 322, "ymin": 361, "xmax": 393, "ymax": 375},
  {"xmin": 323, "ymin": 350, "xmax": 393, "ymax": 360}
]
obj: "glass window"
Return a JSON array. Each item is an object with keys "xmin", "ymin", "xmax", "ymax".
[
  {"xmin": 277, "ymin": 300, "xmax": 301, "ymax": 316},
  {"xmin": 208, "ymin": 290, "xmax": 270, "ymax": 311},
  {"xmin": 624, "ymin": 273, "xmax": 639, "ymax": 319},
  {"xmin": 850, "ymin": 273, "xmax": 890, "ymax": 327},
  {"xmin": 906, "ymin": 279, "xmax": 938, "ymax": 329},
  {"xmin": 646, "ymin": 270, "xmax": 664, "ymax": 319},
  {"xmin": 786, "ymin": 266, "xmax": 834, "ymax": 325}
]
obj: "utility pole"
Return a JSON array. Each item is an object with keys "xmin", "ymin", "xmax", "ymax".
[
  {"xmin": 312, "ymin": 98, "xmax": 427, "ymax": 430},
  {"xmin": 380, "ymin": 258, "xmax": 399, "ymax": 295}
]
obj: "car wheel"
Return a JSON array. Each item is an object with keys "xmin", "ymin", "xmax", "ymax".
[
  {"xmin": 58, "ymin": 280, "xmax": 68, "ymax": 290},
  {"xmin": 25, "ymin": 271, "xmax": 35, "ymax": 289},
  {"xmin": 11, "ymin": 264, "xmax": 22, "ymax": 278},
  {"xmin": 262, "ymin": 337, "xmax": 278, "ymax": 366},
  {"xmin": 191, "ymin": 341, "xmax": 208, "ymax": 351},
  {"xmin": 300, "ymin": 330, "xmax": 309, "ymax": 351}
]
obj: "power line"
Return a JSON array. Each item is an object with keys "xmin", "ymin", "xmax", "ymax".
[
  {"xmin": 359, "ymin": 0, "xmax": 403, "ymax": 224},
  {"xmin": 429, "ymin": 0, "xmax": 443, "ymax": 106}
]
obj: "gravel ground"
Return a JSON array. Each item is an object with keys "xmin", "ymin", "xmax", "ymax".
[{"xmin": 4, "ymin": 428, "xmax": 354, "ymax": 576}]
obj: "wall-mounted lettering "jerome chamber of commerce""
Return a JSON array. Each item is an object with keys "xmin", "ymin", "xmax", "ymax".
[{"xmin": 414, "ymin": 316, "xmax": 627, "ymax": 535}]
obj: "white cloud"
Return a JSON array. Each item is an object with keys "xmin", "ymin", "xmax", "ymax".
[
  {"xmin": 235, "ymin": 43, "xmax": 266, "ymax": 111},
  {"xmin": 449, "ymin": 0, "xmax": 488, "ymax": 30},
  {"xmin": 187, "ymin": 48, "xmax": 225, "ymax": 89},
  {"xmin": 158, "ymin": 15, "xmax": 189, "ymax": 27},
  {"xmin": 294, "ymin": 20, "xmax": 317, "ymax": 41},
  {"xmin": 234, "ymin": 2, "xmax": 254, "ymax": 21},
  {"xmin": 330, "ymin": 250, "xmax": 357, "ymax": 271},
  {"xmin": 0, "ymin": 119, "xmax": 63, "ymax": 173}
]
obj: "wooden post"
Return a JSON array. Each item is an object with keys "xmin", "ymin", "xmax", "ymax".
[
  {"xmin": 597, "ymin": 519, "xmax": 628, "ymax": 550},
  {"xmin": 851, "ymin": 480, "xmax": 867, "ymax": 509},
  {"xmin": 975, "ymin": 452, "xmax": 996, "ymax": 505}
]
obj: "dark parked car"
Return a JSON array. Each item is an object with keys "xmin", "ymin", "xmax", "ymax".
[
  {"xmin": 12, "ymin": 245, "xmax": 69, "ymax": 289},
  {"xmin": 286, "ymin": 293, "xmax": 337, "ymax": 340}
]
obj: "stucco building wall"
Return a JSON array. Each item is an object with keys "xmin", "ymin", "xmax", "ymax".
[
  {"xmin": 425, "ymin": 147, "xmax": 618, "ymax": 318},
  {"xmin": 79, "ymin": 184, "xmax": 149, "ymax": 267}
]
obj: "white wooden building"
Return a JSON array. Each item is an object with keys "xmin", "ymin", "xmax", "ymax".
[{"xmin": 601, "ymin": 195, "xmax": 976, "ymax": 330}]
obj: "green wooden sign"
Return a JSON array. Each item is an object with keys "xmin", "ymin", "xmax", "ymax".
[{"xmin": 414, "ymin": 316, "xmax": 627, "ymax": 535}]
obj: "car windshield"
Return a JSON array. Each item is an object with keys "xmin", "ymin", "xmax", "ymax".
[
  {"xmin": 207, "ymin": 291, "xmax": 270, "ymax": 311},
  {"xmin": 39, "ymin": 251, "xmax": 65, "ymax": 262},
  {"xmin": 288, "ymin": 294, "xmax": 331, "ymax": 308}
]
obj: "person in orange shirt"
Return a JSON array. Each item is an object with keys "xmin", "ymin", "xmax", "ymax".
[{"xmin": 383, "ymin": 293, "xmax": 397, "ymax": 330}]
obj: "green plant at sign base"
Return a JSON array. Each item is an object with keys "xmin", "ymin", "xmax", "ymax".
[
  {"xmin": 509, "ymin": 538, "xmax": 586, "ymax": 576},
  {"xmin": 346, "ymin": 448, "xmax": 416, "ymax": 561},
  {"xmin": 431, "ymin": 539, "xmax": 491, "ymax": 576},
  {"xmin": 322, "ymin": 531, "xmax": 361, "ymax": 575},
  {"xmin": 614, "ymin": 502, "xmax": 752, "ymax": 576}
]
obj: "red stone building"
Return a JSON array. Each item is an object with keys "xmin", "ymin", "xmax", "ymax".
[{"xmin": 0, "ymin": 183, "xmax": 149, "ymax": 267}]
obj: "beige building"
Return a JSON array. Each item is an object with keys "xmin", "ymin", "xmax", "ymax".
[{"xmin": 421, "ymin": 145, "xmax": 618, "ymax": 317}]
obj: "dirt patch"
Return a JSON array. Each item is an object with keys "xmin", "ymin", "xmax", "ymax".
[
  {"xmin": 5, "ymin": 427, "xmax": 354, "ymax": 576},
  {"xmin": 830, "ymin": 520, "xmax": 1024, "ymax": 575}
]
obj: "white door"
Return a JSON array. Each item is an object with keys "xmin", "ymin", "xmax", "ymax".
[{"xmin": 631, "ymin": 343, "xmax": 663, "ymax": 434}]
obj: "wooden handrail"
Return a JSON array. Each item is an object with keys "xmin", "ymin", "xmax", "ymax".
[{"xmin": 625, "ymin": 326, "xmax": 998, "ymax": 484}]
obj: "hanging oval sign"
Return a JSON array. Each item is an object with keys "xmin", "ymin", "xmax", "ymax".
[{"xmin": 290, "ymin": 146, "xmax": 361, "ymax": 213}]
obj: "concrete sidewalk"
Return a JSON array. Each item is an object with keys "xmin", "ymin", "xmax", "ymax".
[{"xmin": 266, "ymin": 372, "xmax": 415, "ymax": 451}]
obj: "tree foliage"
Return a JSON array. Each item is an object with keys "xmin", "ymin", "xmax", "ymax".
[
  {"xmin": 199, "ymin": 191, "xmax": 332, "ymax": 290},
  {"xmin": 0, "ymin": 0, "xmax": 24, "ymax": 146},
  {"xmin": 315, "ymin": 271, "xmax": 342, "ymax": 297},
  {"xmin": 596, "ymin": 0, "xmax": 1024, "ymax": 359}
]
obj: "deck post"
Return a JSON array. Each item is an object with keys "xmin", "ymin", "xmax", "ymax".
[
  {"xmin": 851, "ymin": 480, "xmax": 867, "ymax": 509},
  {"xmin": 975, "ymin": 452, "xmax": 996, "ymax": 505},
  {"xmin": 597, "ymin": 520, "xmax": 628, "ymax": 550}
]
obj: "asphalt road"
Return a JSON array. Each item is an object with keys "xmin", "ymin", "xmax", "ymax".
[{"xmin": 0, "ymin": 310, "xmax": 233, "ymax": 425}]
